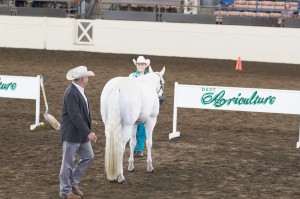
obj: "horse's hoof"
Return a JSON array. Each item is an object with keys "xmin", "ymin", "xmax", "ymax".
[
  {"xmin": 128, "ymin": 168, "xmax": 135, "ymax": 172},
  {"xmin": 148, "ymin": 169, "xmax": 154, "ymax": 173},
  {"xmin": 118, "ymin": 180, "xmax": 127, "ymax": 184}
]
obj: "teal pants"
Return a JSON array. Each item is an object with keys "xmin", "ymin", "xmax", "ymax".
[{"xmin": 134, "ymin": 123, "xmax": 146, "ymax": 152}]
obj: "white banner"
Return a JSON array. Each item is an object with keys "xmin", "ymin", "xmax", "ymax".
[
  {"xmin": 175, "ymin": 83, "xmax": 300, "ymax": 115},
  {"xmin": 0, "ymin": 75, "xmax": 43, "ymax": 130},
  {"xmin": 0, "ymin": 75, "xmax": 40, "ymax": 100},
  {"xmin": 170, "ymin": 82, "xmax": 300, "ymax": 140}
]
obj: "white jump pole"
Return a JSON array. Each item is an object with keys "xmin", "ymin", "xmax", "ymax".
[{"xmin": 169, "ymin": 82, "xmax": 180, "ymax": 139}]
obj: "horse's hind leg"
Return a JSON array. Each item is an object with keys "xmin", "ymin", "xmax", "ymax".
[
  {"xmin": 118, "ymin": 142, "xmax": 126, "ymax": 183},
  {"xmin": 117, "ymin": 125, "xmax": 132, "ymax": 183},
  {"xmin": 145, "ymin": 117, "xmax": 157, "ymax": 172},
  {"xmin": 128, "ymin": 124, "xmax": 137, "ymax": 172}
]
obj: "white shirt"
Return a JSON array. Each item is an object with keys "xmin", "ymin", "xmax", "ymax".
[{"xmin": 72, "ymin": 82, "xmax": 89, "ymax": 112}]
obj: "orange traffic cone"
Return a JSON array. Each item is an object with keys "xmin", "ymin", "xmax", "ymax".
[{"xmin": 236, "ymin": 56, "xmax": 242, "ymax": 71}]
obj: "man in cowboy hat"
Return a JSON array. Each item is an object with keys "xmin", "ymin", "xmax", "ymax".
[
  {"xmin": 59, "ymin": 66, "xmax": 97, "ymax": 199},
  {"xmin": 129, "ymin": 56, "xmax": 151, "ymax": 157}
]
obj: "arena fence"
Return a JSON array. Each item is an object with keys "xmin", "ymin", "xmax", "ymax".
[
  {"xmin": 0, "ymin": 75, "xmax": 43, "ymax": 130},
  {"xmin": 0, "ymin": 16, "xmax": 299, "ymax": 64},
  {"xmin": 169, "ymin": 82, "xmax": 300, "ymax": 148}
]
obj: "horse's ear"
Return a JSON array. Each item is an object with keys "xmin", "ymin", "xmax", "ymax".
[
  {"xmin": 148, "ymin": 65, "xmax": 154, "ymax": 73},
  {"xmin": 159, "ymin": 66, "xmax": 165, "ymax": 76},
  {"xmin": 133, "ymin": 59, "xmax": 136, "ymax": 65}
]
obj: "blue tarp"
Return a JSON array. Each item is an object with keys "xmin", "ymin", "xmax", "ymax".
[{"xmin": 220, "ymin": 0, "xmax": 234, "ymax": 5}]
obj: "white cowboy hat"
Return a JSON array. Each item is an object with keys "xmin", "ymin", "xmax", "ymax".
[
  {"xmin": 133, "ymin": 56, "xmax": 150, "ymax": 67},
  {"xmin": 66, "ymin": 66, "xmax": 95, "ymax": 80}
]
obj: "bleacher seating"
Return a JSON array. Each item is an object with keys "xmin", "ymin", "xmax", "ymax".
[
  {"xmin": 102, "ymin": 0, "xmax": 182, "ymax": 13},
  {"xmin": 215, "ymin": 0, "xmax": 300, "ymax": 19},
  {"xmin": 0, "ymin": 0, "xmax": 299, "ymax": 26},
  {"xmin": 0, "ymin": 0, "xmax": 77, "ymax": 17},
  {"xmin": 100, "ymin": 0, "xmax": 299, "ymax": 26},
  {"xmin": 101, "ymin": 0, "xmax": 182, "ymax": 7}
]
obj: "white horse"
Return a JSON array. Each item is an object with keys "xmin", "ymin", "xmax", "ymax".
[{"xmin": 100, "ymin": 66, "xmax": 165, "ymax": 183}]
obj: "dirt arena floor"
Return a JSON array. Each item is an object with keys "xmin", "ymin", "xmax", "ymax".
[{"xmin": 0, "ymin": 48, "xmax": 300, "ymax": 199}]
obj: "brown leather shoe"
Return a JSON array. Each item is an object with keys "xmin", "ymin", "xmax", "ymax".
[
  {"xmin": 72, "ymin": 187, "xmax": 84, "ymax": 198},
  {"xmin": 65, "ymin": 193, "xmax": 81, "ymax": 199}
]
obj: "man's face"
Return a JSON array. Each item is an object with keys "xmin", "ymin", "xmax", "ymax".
[{"xmin": 81, "ymin": 77, "xmax": 89, "ymax": 87}]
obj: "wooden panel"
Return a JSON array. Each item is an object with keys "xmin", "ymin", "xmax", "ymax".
[
  {"xmin": 161, "ymin": 13, "xmax": 216, "ymax": 24},
  {"xmin": 284, "ymin": 18, "xmax": 300, "ymax": 28},
  {"xmin": 101, "ymin": 0, "xmax": 181, "ymax": 6},
  {"xmin": 222, "ymin": 16, "xmax": 278, "ymax": 27},
  {"xmin": 0, "ymin": 7, "xmax": 11, "ymax": 15},
  {"xmin": 102, "ymin": 10, "xmax": 156, "ymax": 21}
]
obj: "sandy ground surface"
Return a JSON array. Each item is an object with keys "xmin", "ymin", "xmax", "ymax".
[{"xmin": 0, "ymin": 48, "xmax": 300, "ymax": 199}]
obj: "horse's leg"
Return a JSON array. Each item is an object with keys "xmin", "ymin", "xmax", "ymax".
[
  {"xmin": 117, "ymin": 125, "xmax": 132, "ymax": 183},
  {"xmin": 128, "ymin": 124, "xmax": 137, "ymax": 172},
  {"xmin": 117, "ymin": 141, "xmax": 126, "ymax": 183},
  {"xmin": 145, "ymin": 116, "xmax": 157, "ymax": 172}
]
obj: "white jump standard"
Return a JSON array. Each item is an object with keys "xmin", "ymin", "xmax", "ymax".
[{"xmin": 0, "ymin": 75, "xmax": 43, "ymax": 130}]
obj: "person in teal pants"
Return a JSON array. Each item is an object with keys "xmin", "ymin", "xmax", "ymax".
[{"xmin": 129, "ymin": 55, "xmax": 150, "ymax": 157}]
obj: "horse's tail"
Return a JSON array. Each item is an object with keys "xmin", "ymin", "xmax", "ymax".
[{"xmin": 105, "ymin": 88, "xmax": 122, "ymax": 181}]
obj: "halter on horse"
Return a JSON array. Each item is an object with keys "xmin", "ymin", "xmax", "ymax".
[{"xmin": 100, "ymin": 66, "xmax": 165, "ymax": 183}]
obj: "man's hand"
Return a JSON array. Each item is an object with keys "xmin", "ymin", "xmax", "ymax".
[{"xmin": 88, "ymin": 132, "xmax": 97, "ymax": 143}]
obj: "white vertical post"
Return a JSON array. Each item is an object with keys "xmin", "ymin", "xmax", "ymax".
[
  {"xmin": 30, "ymin": 75, "xmax": 44, "ymax": 130},
  {"xmin": 81, "ymin": 0, "xmax": 86, "ymax": 15},
  {"xmin": 183, "ymin": 0, "xmax": 188, "ymax": 14},
  {"xmin": 35, "ymin": 75, "xmax": 41, "ymax": 125},
  {"xmin": 297, "ymin": 123, "xmax": 300, "ymax": 148},
  {"xmin": 169, "ymin": 82, "xmax": 180, "ymax": 139},
  {"xmin": 192, "ymin": 0, "xmax": 198, "ymax": 14}
]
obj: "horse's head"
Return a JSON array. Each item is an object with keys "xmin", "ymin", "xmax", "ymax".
[{"xmin": 149, "ymin": 66, "xmax": 165, "ymax": 105}]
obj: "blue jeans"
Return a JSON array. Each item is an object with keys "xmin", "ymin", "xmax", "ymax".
[
  {"xmin": 59, "ymin": 141, "xmax": 94, "ymax": 197},
  {"xmin": 134, "ymin": 123, "xmax": 146, "ymax": 152}
]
